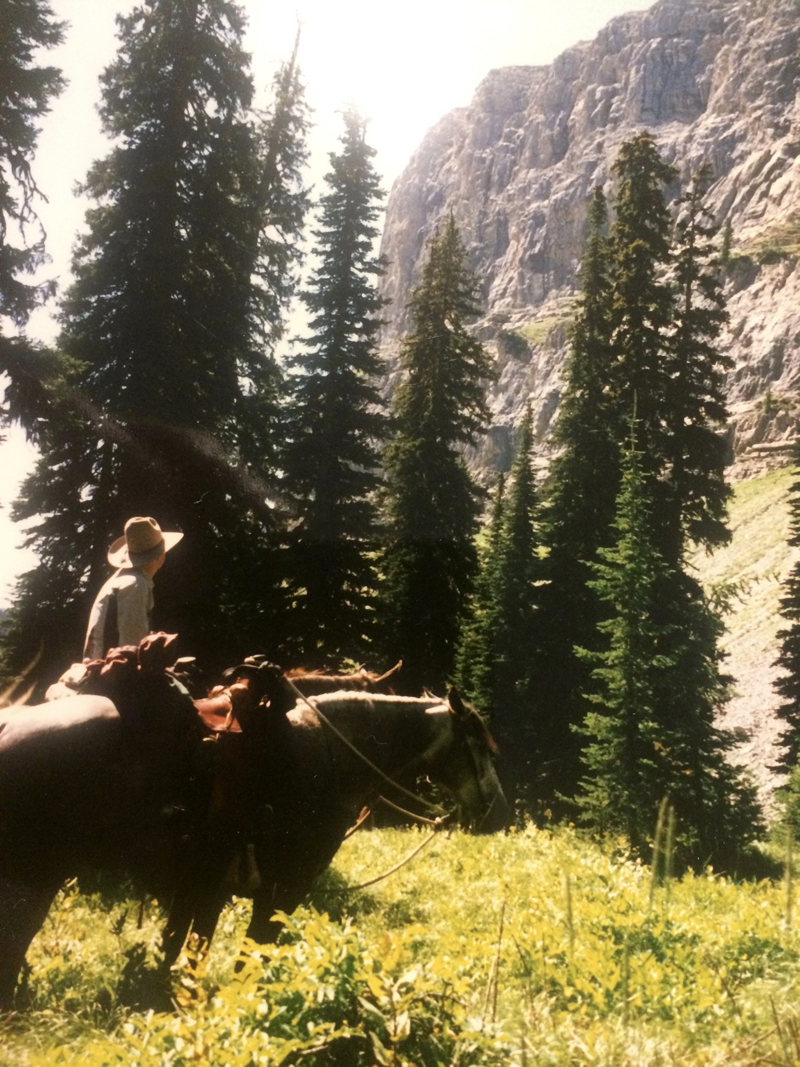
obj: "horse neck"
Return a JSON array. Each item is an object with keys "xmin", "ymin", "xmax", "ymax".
[{"xmin": 311, "ymin": 694, "xmax": 445, "ymax": 790}]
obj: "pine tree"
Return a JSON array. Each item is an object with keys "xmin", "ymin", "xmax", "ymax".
[
  {"xmin": 0, "ymin": 0, "xmax": 64, "ymax": 331},
  {"xmin": 539, "ymin": 186, "xmax": 617, "ymax": 801},
  {"xmin": 608, "ymin": 132, "xmax": 676, "ymax": 470},
  {"xmin": 454, "ymin": 474, "xmax": 505, "ymax": 715},
  {"xmin": 577, "ymin": 443, "xmax": 674, "ymax": 846},
  {"xmin": 282, "ymin": 109, "xmax": 386, "ymax": 664},
  {"xmin": 380, "ymin": 215, "xmax": 494, "ymax": 694},
  {"xmin": 0, "ymin": 0, "xmax": 65, "ymax": 436},
  {"xmin": 579, "ymin": 441, "xmax": 762, "ymax": 862},
  {"xmin": 4, "ymin": 0, "xmax": 310, "ymax": 678},
  {"xmin": 541, "ymin": 139, "xmax": 734, "ymax": 804},
  {"xmin": 459, "ymin": 408, "xmax": 544, "ymax": 810},
  {"xmin": 664, "ymin": 164, "xmax": 731, "ymax": 565}
]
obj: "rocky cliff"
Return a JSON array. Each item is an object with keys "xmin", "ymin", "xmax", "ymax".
[
  {"xmin": 379, "ymin": 0, "xmax": 800, "ymax": 804},
  {"xmin": 379, "ymin": 0, "xmax": 800, "ymax": 481}
]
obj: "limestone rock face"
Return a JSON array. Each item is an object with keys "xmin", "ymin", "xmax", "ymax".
[{"xmin": 379, "ymin": 0, "xmax": 800, "ymax": 480}]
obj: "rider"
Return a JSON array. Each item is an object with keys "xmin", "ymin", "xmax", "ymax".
[{"xmin": 83, "ymin": 516, "xmax": 183, "ymax": 662}]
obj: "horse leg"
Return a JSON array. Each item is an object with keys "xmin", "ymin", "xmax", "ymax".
[
  {"xmin": 162, "ymin": 888, "xmax": 197, "ymax": 968},
  {"xmin": 243, "ymin": 892, "xmax": 285, "ymax": 947},
  {"xmin": 0, "ymin": 877, "xmax": 60, "ymax": 1010}
]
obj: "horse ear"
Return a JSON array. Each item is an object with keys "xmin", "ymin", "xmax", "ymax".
[{"xmin": 447, "ymin": 686, "xmax": 469, "ymax": 718}]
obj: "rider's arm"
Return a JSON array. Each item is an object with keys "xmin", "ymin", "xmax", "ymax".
[{"xmin": 83, "ymin": 584, "xmax": 112, "ymax": 662}]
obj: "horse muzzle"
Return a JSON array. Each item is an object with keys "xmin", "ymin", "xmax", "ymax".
[{"xmin": 475, "ymin": 787, "xmax": 511, "ymax": 834}]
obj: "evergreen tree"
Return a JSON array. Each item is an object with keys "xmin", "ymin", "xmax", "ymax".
[
  {"xmin": 579, "ymin": 440, "xmax": 762, "ymax": 863},
  {"xmin": 607, "ymin": 132, "xmax": 676, "ymax": 472},
  {"xmin": 664, "ymin": 163, "xmax": 731, "ymax": 565},
  {"xmin": 539, "ymin": 186, "xmax": 617, "ymax": 801},
  {"xmin": 282, "ymin": 109, "xmax": 386, "ymax": 664},
  {"xmin": 774, "ymin": 444, "xmax": 800, "ymax": 772},
  {"xmin": 0, "ymin": 0, "xmax": 65, "ymax": 434},
  {"xmin": 541, "ymin": 139, "xmax": 734, "ymax": 803},
  {"xmin": 0, "ymin": 0, "xmax": 64, "ymax": 331},
  {"xmin": 577, "ymin": 443, "xmax": 674, "ymax": 846},
  {"xmin": 380, "ymin": 215, "xmax": 494, "ymax": 694},
  {"xmin": 4, "ymin": 0, "xmax": 309, "ymax": 678},
  {"xmin": 454, "ymin": 474, "xmax": 505, "ymax": 715},
  {"xmin": 456, "ymin": 408, "xmax": 544, "ymax": 810}
]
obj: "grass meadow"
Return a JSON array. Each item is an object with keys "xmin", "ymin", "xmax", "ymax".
[{"xmin": 2, "ymin": 823, "xmax": 800, "ymax": 1066}]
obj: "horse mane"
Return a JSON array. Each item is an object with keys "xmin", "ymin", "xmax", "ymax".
[
  {"xmin": 300, "ymin": 689, "xmax": 500, "ymax": 755},
  {"xmin": 459, "ymin": 696, "xmax": 500, "ymax": 756},
  {"xmin": 285, "ymin": 662, "xmax": 402, "ymax": 695}
]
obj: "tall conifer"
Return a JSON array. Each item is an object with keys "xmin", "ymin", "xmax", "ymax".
[
  {"xmin": 0, "ymin": 0, "xmax": 65, "ymax": 436},
  {"xmin": 540, "ymin": 186, "xmax": 616, "ymax": 799},
  {"xmin": 380, "ymin": 215, "xmax": 493, "ymax": 694},
  {"xmin": 282, "ymin": 109, "xmax": 386, "ymax": 664},
  {"xmin": 4, "ymin": 0, "xmax": 309, "ymax": 676},
  {"xmin": 0, "ymin": 0, "xmax": 64, "ymax": 331},
  {"xmin": 664, "ymin": 164, "xmax": 731, "ymax": 565},
  {"xmin": 456, "ymin": 408, "xmax": 544, "ymax": 809},
  {"xmin": 579, "ymin": 440, "xmax": 762, "ymax": 862}
]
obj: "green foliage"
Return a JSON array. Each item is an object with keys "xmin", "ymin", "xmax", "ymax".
[
  {"xmin": 379, "ymin": 214, "xmax": 495, "ymax": 693},
  {"xmin": 540, "ymin": 185, "xmax": 618, "ymax": 803},
  {"xmin": 9, "ymin": 826, "xmax": 800, "ymax": 1067},
  {"xmin": 496, "ymin": 329, "xmax": 529, "ymax": 359},
  {"xmin": 282, "ymin": 109, "xmax": 387, "ymax": 665},
  {"xmin": 516, "ymin": 315, "xmax": 571, "ymax": 347},
  {"xmin": 0, "ymin": 0, "xmax": 64, "ymax": 328},
  {"xmin": 31, "ymin": 906, "xmax": 508, "ymax": 1067},
  {"xmin": 665, "ymin": 163, "xmax": 731, "ymax": 563},
  {"xmin": 577, "ymin": 443, "xmax": 763, "ymax": 864},
  {"xmin": 3, "ymin": 0, "xmax": 311, "ymax": 677},
  {"xmin": 540, "ymin": 142, "xmax": 735, "ymax": 815},
  {"xmin": 743, "ymin": 210, "xmax": 800, "ymax": 261},
  {"xmin": 456, "ymin": 409, "xmax": 546, "ymax": 811}
]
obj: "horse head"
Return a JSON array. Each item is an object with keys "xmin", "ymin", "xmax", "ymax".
[{"xmin": 420, "ymin": 688, "xmax": 509, "ymax": 833}]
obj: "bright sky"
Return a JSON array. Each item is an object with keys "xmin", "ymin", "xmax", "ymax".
[{"xmin": 0, "ymin": 0, "xmax": 654, "ymax": 605}]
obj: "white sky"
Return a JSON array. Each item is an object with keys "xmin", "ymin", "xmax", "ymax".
[{"xmin": 0, "ymin": 0, "xmax": 653, "ymax": 605}]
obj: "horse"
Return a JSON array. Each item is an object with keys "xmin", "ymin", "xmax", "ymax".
[
  {"xmin": 162, "ymin": 686, "xmax": 508, "ymax": 960},
  {"xmin": 0, "ymin": 682, "xmax": 507, "ymax": 1006}
]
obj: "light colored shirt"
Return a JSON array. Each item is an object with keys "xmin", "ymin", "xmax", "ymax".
[{"xmin": 83, "ymin": 568, "xmax": 155, "ymax": 661}]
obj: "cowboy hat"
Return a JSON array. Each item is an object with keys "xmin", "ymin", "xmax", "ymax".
[{"xmin": 107, "ymin": 516, "xmax": 184, "ymax": 568}]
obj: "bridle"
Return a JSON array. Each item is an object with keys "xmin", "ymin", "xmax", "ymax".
[{"xmin": 282, "ymin": 675, "xmax": 448, "ymax": 818}]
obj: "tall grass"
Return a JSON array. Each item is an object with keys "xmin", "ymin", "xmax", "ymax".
[{"xmin": 4, "ymin": 824, "xmax": 800, "ymax": 1066}]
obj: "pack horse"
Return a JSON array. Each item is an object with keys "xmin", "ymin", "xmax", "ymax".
[{"xmin": 0, "ymin": 670, "xmax": 508, "ymax": 1007}]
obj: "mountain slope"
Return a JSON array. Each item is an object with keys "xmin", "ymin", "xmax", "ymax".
[
  {"xmin": 379, "ymin": 0, "xmax": 800, "ymax": 478},
  {"xmin": 693, "ymin": 465, "xmax": 797, "ymax": 803}
]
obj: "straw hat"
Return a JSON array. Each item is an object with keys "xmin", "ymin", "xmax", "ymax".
[{"xmin": 107, "ymin": 516, "xmax": 183, "ymax": 568}]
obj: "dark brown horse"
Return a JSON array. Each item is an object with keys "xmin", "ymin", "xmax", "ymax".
[
  {"xmin": 162, "ymin": 687, "xmax": 508, "ymax": 961},
  {"xmin": 0, "ymin": 680, "xmax": 506, "ymax": 1006}
]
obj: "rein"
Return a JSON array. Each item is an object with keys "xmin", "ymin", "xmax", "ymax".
[{"xmin": 282, "ymin": 675, "xmax": 449, "ymax": 818}]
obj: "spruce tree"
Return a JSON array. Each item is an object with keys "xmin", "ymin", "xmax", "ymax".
[
  {"xmin": 4, "ymin": 0, "xmax": 309, "ymax": 678},
  {"xmin": 0, "ymin": 0, "xmax": 65, "ymax": 432},
  {"xmin": 454, "ymin": 475, "xmax": 505, "ymax": 716},
  {"xmin": 608, "ymin": 132, "xmax": 676, "ymax": 471},
  {"xmin": 664, "ymin": 163, "xmax": 731, "ymax": 565},
  {"xmin": 577, "ymin": 443, "xmax": 674, "ymax": 846},
  {"xmin": 579, "ymin": 441, "xmax": 762, "ymax": 862},
  {"xmin": 539, "ymin": 186, "xmax": 617, "ymax": 800},
  {"xmin": 282, "ymin": 109, "xmax": 386, "ymax": 664},
  {"xmin": 542, "ymin": 138, "xmax": 734, "ymax": 803},
  {"xmin": 380, "ymin": 215, "xmax": 494, "ymax": 694},
  {"xmin": 0, "ymin": 0, "xmax": 64, "ymax": 331},
  {"xmin": 456, "ymin": 408, "xmax": 544, "ymax": 810}
]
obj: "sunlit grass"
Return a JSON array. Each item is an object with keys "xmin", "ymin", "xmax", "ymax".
[{"xmin": 4, "ymin": 825, "xmax": 800, "ymax": 1065}]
